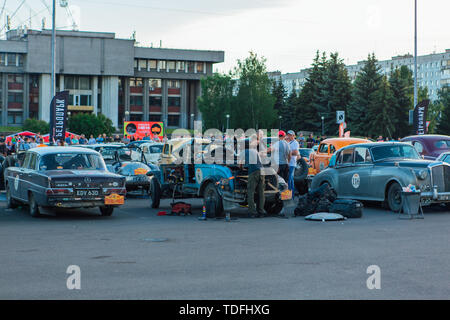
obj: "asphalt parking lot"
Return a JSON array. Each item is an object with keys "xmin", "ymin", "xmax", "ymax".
[{"xmin": 0, "ymin": 193, "xmax": 449, "ymax": 300}]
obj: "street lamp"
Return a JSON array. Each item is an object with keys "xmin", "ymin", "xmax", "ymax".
[
  {"xmin": 321, "ymin": 116, "xmax": 325, "ymax": 136},
  {"xmin": 279, "ymin": 115, "xmax": 282, "ymax": 129},
  {"xmin": 190, "ymin": 113, "xmax": 195, "ymax": 129},
  {"xmin": 226, "ymin": 114, "xmax": 230, "ymax": 131},
  {"xmin": 124, "ymin": 110, "xmax": 130, "ymax": 121}
]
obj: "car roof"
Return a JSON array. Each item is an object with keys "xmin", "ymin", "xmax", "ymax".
[
  {"xmin": 28, "ymin": 146, "xmax": 99, "ymax": 155},
  {"xmin": 338, "ymin": 141, "xmax": 412, "ymax": 151},
  {"xmin": 320, "ymin": 137, "xmax": 371, "ymax": 149},
  {"xmin": 402, "ymin": 134, "xmax": 450, "ymax": 140}
]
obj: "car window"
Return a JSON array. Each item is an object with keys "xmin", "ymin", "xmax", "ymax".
[
  {"xmin": 26, "ymin": 153, "xmax": 37, "ymax": 169},
  {"xmin": 443, "ymin": 155, "xmax": 450, "ymax": 163},
  {"xmin": 434, "ymin": 140, "xmax": 450, "ymax": 149},
  {"xmin": 39, "ymin": 153, "xmax": 106, "ymax": 171},
  {"xmin": 163, "ymin": 144, "xmax": 171, "ymax": 155},
  {"xmin": 149, "ymin": 145, "xmax": 163, "ymax": 153},
  {"xmin": 371, "ymin": 145, "xmax": 421, "ymax": 161},
  {"xmin": 354, "ymin": 147, "xmax": 368, "ymax": 163},
  {"xmin": 318, "ymin": 144, "xmax": 328, "ymax": 154},
  {"xmin": 413, "ymin": 141, "xmax": 424, "ymax": 153},
  {"xmin": 330, "ymin": 145, "xmax": 336, "ymax": 154},
  {"xmin": 337, "ymin": 148, "xmax": 354, "ymax": 165}
]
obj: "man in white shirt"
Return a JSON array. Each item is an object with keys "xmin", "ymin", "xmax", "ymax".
[{"xmin": 286, "ymin": 130, "xmax": 299, "ymax": 192}]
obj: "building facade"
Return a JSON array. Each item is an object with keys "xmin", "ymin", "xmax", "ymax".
[
  {"xmin": 270, "ymin": 50, "xmax": 450, "ymax": 101},
  {"xmin": 0, "ymin": 29, "xmax": 224, "ymax": 129}
]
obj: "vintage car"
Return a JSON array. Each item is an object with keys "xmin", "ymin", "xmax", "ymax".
[
  {"xmin": 158, "ymin": 137, "xmax": 211, "ymax": 165},
  {"xmin": 299, "ymin": 148, "xmax": 313, "ymax": 165},
  {"xmin": 311, "ymin": 142, "xmax": 450, "ymax": 211},
  {"xmin": 4, "ymin": 147, "xmax": 126, "ymax": 217},
  {"xmin": 78, "ymin": 144, "xmax": 138, "ymax": 164},
  {"xmin": 401, "ymin": 134, "xmax": 450, "ymax": 160},
  {"xmin": 148, "ymin": 140, "xmax": 291, "ymax": 216},
  {"xmin": 436, "ymin": 152, "xmax": 450, "ymax": 164},
  {"xmin": 139, "ymin": 142, "xmax": 164, "ymax": 165},
  {"xmin": 309, "ymin": 137, "xmax": 371, "ymax": 175}
]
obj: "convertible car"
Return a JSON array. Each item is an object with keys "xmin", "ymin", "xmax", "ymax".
[
  {"xmin": 311, "ymin": 142, "xmax": 450, "ymax": 212},
  {"xmin": 4, "ymin": 147, "xmax": 126, "ymax": 217}
]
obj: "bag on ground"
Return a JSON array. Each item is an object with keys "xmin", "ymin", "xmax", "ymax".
[{"xmin": 329, "ymin": 199, "xmax": 363, "ymax": 218}]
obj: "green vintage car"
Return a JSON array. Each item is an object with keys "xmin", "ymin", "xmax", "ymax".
[{"xmin": 311, "ymin": 142, "xmax": 450, "ymax": 212}]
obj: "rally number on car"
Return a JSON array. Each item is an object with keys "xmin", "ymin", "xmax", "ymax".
[{"xmin": 351, "ymin": 173, "xmax": 360, "ymax": 189}]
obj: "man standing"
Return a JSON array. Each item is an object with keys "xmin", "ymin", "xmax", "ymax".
[
  {"xmin": 306, "ymin": 133, "xmax": 315, "ymax": 148},
  {"xmin": 286, "ymin": 130, "xmax": 299, "ymax": 192},
  {"xmin": 239, "ymin": 135, "xmax": 266, "ymax": 218},
  {"xmin": 268, "ymin": 130, "xmax": 290, "ymax": 183},
  {"xmin": 298, "ymin": 133, "xmax": 305, "ymax": 148}
]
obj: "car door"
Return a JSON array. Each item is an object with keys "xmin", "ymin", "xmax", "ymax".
[
  {"xmin": 20, "ymin": 152, "xmax": 37, "ymax": 200},
  {"xmin": 314, "ymin": 143, "xmax": 329, "ymax": 172},
  {"xmin": 351, "ymin": 147, "xmax": 374, "ymax": 198},
  {"xmin": 335, "ymin": 148, "xmax": 355, "ymax": 197}
]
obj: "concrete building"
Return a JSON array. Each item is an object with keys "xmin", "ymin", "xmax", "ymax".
[
  {"xmin": 270, "ymin": 50, "xmax": 450, "ymax": 101},
  {"xmin": 0, "ymin": 28, "xmax": 224, "ymax": 128}
]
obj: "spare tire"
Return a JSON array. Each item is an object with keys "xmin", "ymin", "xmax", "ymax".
[{"xmin": 294, "ymin": 157, "xmax": 308, "ymax": 182}]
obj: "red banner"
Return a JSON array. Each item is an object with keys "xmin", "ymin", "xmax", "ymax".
[{"xmin": 123, "ymin": 121, "xmax": 164, "ymax": 139}]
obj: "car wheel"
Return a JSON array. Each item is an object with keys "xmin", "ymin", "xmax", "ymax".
[
  {"xmin": 264, "ymin": 199, "xmax": 283, "ymax": 215},
  {"xmin": 294, "ymin": 157, "xmax": 308, "ymax": 182},
  {"xmin": 6, "ymin": 185, "xmax": 18, "ymax": 209},
  {"xmin": 387, "ymin": 182, "xmax": 403, "ymax": 212},
  {"xmin": 99, "ymin": 206, "xmax": 114, "ymax": 216},
  {"xmin": 149, "ymin": 178, "xmax": 161, "ymax": 209},
  {"xmin": 28, "ymin": 193, "xmax": 41, "ymax": 218},
  {"xmin": 203, "ymin": 183, "xmax": 224, "ymax": 218}
]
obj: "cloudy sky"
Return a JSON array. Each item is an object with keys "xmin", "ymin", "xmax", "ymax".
[{"xmin": 1, "ymin": 0, "xmax": 448, "ymax": 73}]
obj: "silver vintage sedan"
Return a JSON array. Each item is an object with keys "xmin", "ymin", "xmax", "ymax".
[{"xmin": 311, "ymin": 142, "xmax": 450, "ymax": 211}]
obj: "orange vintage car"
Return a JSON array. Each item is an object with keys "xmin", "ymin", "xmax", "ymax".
[{"xmin": 309, "ymin": 137, "xmax": 371, "ymax": 174}]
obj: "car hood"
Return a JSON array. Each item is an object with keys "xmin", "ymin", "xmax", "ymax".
[{"xmin": 374, "ymin": 159, "xmax": 436, "ymax": 168}]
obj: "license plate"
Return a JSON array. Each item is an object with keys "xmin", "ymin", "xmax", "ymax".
[
  {"xmin": 105, "ymin": 193, "xmax": 124, "ymax": 205},
  {"xmin": 76, "ymin": 189, "xmax": 100, "ymax": 197}
]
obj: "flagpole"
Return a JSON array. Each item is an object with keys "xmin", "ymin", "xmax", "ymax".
[
  {"xmin": 414, "ymin": 0, "xmax": 417, "ymax": 108},
  {"xmin": 50, "ymin": 0, "xmax": 56, "ymax": 145}
]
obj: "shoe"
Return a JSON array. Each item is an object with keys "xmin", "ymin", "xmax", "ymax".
[{"xmin": 247, "ymin": 210, "xmax": 259, "ymax": 218}]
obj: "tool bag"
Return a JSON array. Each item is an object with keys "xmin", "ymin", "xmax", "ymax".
[
  {"xmin": 170, "ymin": 202, "xmax": 192, "ymax": 215},
  {"xmin": 329, "ymin": 199, "xmax": 363, "ymax": 218}
]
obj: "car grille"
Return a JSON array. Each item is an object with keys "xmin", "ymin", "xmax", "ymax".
[{"xmin": 431, "ymin": 165, "xmax": 450, "ymax": 192}]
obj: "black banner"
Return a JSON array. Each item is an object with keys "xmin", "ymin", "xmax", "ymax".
[
  {"xmin": 413, "ymin": 99, "xmax": 430, "ymax": 135},
  {"xmin": 49, "ymin": 90, "xmax": 69, "ymax": 144}
]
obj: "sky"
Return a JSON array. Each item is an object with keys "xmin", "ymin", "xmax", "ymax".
[{"xmin": 1, "ymin": 0, "xmax": 449, "ymax": 73}]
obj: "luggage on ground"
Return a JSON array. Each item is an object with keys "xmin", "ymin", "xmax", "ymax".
[{"xmin": 329, "ymin": 199, "xmax": 363, "ymax": 218}]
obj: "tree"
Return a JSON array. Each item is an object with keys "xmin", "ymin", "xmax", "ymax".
[
  {"xmin": 296, "ymin": 51, "xmax": 327, "ymax": 132},
  {"xmin": 369, "ymin": 76, "xmax": 396, "ymax": 138},
  {"xmin": 23, "ymin": 119, "xmax": 49, "ymax": 133},
  {"xmin": 68, "ymin": 113, "xmax": 115, "ymax": 137},
  {"xmin": 389, "ymin": 66, "xmax": 413, "ymax": 138},
  {"xmin": 347, "ymin": 53, "xmax": 383, "ymax": 137},
  {"xmin": 197, "ymin": 73, "xmax": 235, "ymax": 130},
  {"xmin": 315, "ymin": 52, "xmax": 352, "ymax": 136},
  {"xmin": 436, "ymin": 86, "xmax": 450, "ymax": 134},
  {"xmin": 233, "ymin": 52, "xmax": 277, "ymax": 129},
  {"xmin": 281, "ymin": 89, "xmax": 298, "ymax": 131}
]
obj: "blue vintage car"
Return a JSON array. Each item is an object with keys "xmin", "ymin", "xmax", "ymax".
[
  {"xmin": 4, "ymin": 147, "xmax": 126, "ymax": 217},
  {"xmin": 148, "ymin": 138, "xmax": 289, "ymax": 216},
  {"xmin": 311, "ymin": 142, "xmax": 450, "ymax": 211}
]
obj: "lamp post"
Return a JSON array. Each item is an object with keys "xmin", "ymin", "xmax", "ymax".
[
  {"xmin": 279, "ymin": 115, "xmax": 282, "ymax": 129},
  {"xmin": 191, "ymin": 113, "xmax": 195, "ymax": 129},
  {"xmin": 321, "ymin": 116, "xmax": 325, "ymax": 136},
  {"xmin": 414, "ymin": 0, "xmax": 418, "ymax": 109},
  {"xmin": 124, "ymin": 110, "xmax": 130, "ymax": 121},
  {"xmin": 226, "ymin": 114, "xmax": 230, "ymax": 131}
]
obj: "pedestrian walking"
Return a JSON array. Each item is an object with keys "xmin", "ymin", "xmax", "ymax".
[{"xmin": 286, "ymin": 130, "xmax": 299, "ymax": 192}]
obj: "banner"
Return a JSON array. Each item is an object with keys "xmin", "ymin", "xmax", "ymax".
[
  {"xmin": 49, "ymin": 91, "xmax": 69, "ymax": 144},
  {"xmin": 123, "ymin": 121, "xmax": 164, "ymax": 139},
  {"xmin": 413, "ymin": 99, "xmax": 430, "ymax": 135}
]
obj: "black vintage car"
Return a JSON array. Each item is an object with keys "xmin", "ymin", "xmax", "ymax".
[{"xmin": 4, "ymin": 147, "xmax": 126, "ymax": 217}]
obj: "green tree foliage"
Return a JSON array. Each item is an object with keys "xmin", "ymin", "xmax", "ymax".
[
  {"xmin": 296, "ymin": 51, "xmax": 327, "ymax": 132},
  {"xmin": 315, "ymin": 52, "xmax": 352, "ymax": 136},
  {"xmin": 388, "ymin": 66, "xmax": 413, "ymax": 138},
  {"xmin": 436, "ymin": 86, "xmax": 450, "ymax": 134},
  {"xmin": 68, "ymin": 113, "xmax": 115, "ymax": 137},
  {"xmin": 233, "ymin": 52, "xmax": 277, "ymax": 129},
  {"xmin": 347, "ymin": 54, "xmax": 382, "ymax": 137},
  {"xmin": 197, "ymin": 73, "xmax": 235, "ymax": 130},
  {"xmin": 370, "ymin": 76, "xmax": 397, "ymax": 138},
  {"xmin": 23, "ymin": 118, "xmax": 49, "ymax": 134},
  {"xmin": 281, "ymin": 89, "xmax": 298, "ymax": 131}
]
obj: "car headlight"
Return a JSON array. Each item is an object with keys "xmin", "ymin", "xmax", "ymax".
[{"xmin": 416, "ymin": 169, "xmax": 428, "ymax": 180}]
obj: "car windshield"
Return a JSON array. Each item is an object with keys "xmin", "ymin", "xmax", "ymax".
[
  {"xmin": 39, "ymin": 153, "xmax": 106, "ymax": 171},
  {"xmin": 434, "ymin": 140, "xmax": 450, "ymax": 149},
  {"xmin": 371, "ymin": 145, "xmax": 421, "ymax": 161},
  {"xmin": 147, "ymin": 145, "xmax": 163, "ymax": 154},
  {"xmin": 98, "ymin": 147, "xmax": 131, "ymax": 160},
  {"xmin": 118, "ymin": 162, "xmax": 151, "ymax": 176}
]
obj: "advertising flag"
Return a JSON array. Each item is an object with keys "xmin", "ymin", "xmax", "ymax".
[
  {"xmin": 49, "ymin": 91, "xmax": 69, "ymax": 144},
  {"xmin": 413, "ymin": 99, "xmax": 430, "ymax": 135}
]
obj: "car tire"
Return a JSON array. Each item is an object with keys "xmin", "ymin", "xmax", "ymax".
[
  {"xmin": 99, "ymin": 206, "xmax": 114, "ymax": 216},
  {"xmin": 150, "ymin": 178, "xmax": 161, "ymax": 209},
  {"xmin": 387, "ymin": 182, "xmax": 403, "ymax": 212},
  {"xmin": 6, "ymin": 185, "xmax": 18, "ymax": 209},
  {"xmin": 264, "ymin": 199, "xmax": 283, "ymax": 215},
  {"xmin": 294, "ymin": 157, "xmax": 308, "ymax": 182},
  {"xmin": 28, "ymin": 193, "xmax": 41, "ymax": 218},
  {"xmin": 203, "ymin": 183, "xmax": 224, "ymax": 218}
]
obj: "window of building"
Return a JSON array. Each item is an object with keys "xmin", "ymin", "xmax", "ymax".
[
  {"xmin": 8, "ymin": 92, "xmax": 23, "ymax": 103},
  {"xmin": 0, "ymin": 53, "xmax": 5, "ymax": 66},
  {"xmin": 139, "ymin": 59, "xmax": 147, "ymax": 70},
  {"xmin": 130, "ymin": 95, "xmax": 143, "ymax": 106},
  {"xmin": 80, "ymin": 94, "xmax": 91, "ymax": 105},
  {"xmin": 149, "ymin": 114, "xmax": 161, "ymax": 121},
  {"xmin": 134, "ymin": 59, "xmax": 138, "ymax": 69},
  {"xmin": 168, "ymin": 97, "xmax": 180, "ymax": 107},
  {"xmin": 149, "ymin": 60, "xmax": 157, "ymax": 69},
  {"xmin": 8, "ymin": 74, "xmax": 24, "ymax": 84},
  {"xmin": 130, "ymin": 114, "xmax": 143, "ymax": 121},
  {"xmin": 130, "ymin": 77, "xmax": 143, "ymax": 87},
  {"xmin": 167, "ymin": 80, "xmax": 180, "ymax": 88},
  {"xmin": 188, "ymin": 61, "xmax": 195, "ymax": 73},
  {"xmin": 149, "ymin": 79, "xmax": 161, "ymax": 90},
  {"xmin": 149, "ymin": 96, "xmax": 162, "ymax": 106},
  {"xmin": 168, "ymin": 115, "xmax": 180, "ymax": 127},
  {"xmin": 158, "ymin": 60, "xmax": 166, "ymax": 70},
  {"xmin": 18, "ymin": 54, "xmax": 24, "ymax": 67},
  {"xmin": 196, "ymin": 62, "xmax": 204, "ymax": 73},
  {"xmin": 79, "ymin": 77, "xmax": 91, "ymax": 90},
  {"xmin": 7, "ymin": 53, "xmax": 16, "ymax": 66},
  {"xmin": 177, "ymin": 61, "xmax": 185, "ymax": 72},
  {"xmin": 167, "ymin": 61, "xmax": 176, "ymax": 71},
  {"xmin": 8, "ymin": 112, "xmax": 23, "ymax": 125}
]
